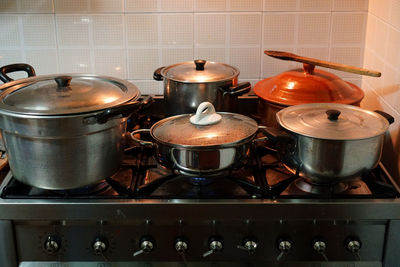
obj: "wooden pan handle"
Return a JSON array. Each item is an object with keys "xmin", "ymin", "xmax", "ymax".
[{"xmin": 264, "ymin": 50, "xmax": 381, "ymax": 77}]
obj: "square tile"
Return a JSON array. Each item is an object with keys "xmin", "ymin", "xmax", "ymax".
[
  {"xmin": 161, "ymin": 14, "xmax": 193, "ymax": 46},
  {"xmin": 369, "ymin": 0, "xmax": 391, "ymax": 22},
  {"xmin": 0, "ymin": 1, "xmax": 17, "ymax": 12},
  {"xmin": 195, "ymin": 0, "xmax": 227, "ymax": 11},
  {"xmin": 160, "ymin": 0, "xmax": 194, "ymax": 12},
  {"xmin": 92, "ymin": 15, "xmax": 124, "ymax": 47},
  {"xmin": 126, "ymin": 14, "xmax": 158, "ymax": 46},
  {"xmin": 374, "ymin": 18, "xmax": 389, "ymax": 58},
  {"xmin": 0, "ymin": 50, "xmax": 24, "ymax": 80},
  {"xmin": 0, "ymin": 16, "xmax": 21, "ymax": 47},
  {"xmin": 385, "ymin": 27, "xmax": 400, "ymax": 68},
  {"xmin": 195, "ymin": 48, "xmax": 227, "ymax": 62},
  {"xmin": 58, "ymin": 49, "xmax": 91, "ymax": 73},
  {"xmin": 125, "ymin": 0, "xmax": 158, "ymax": 12},
  {"xmin": 297, "ymin": 13, "xmax": 330, "ymax": 45},
  {"xmin": 18, "ymin": 0, "xmax": 53, "ymax": 13},
  {"xmin": 230, "ymin": 0, "xmax": 262, "ymax": 11},
  {"xmin": 263, "ymin": 13, "xmax": 296, "ymax": 46},
  {"xmin": 127, "ymin": 48, "xmax": 160, "ymax": 79},
  {"xmin": 22, "ymin": 15, "xmax": 56, "ymax": 47},
  {"xmin": 380, "ymin": 64, "xmax": 400, "ymax": 111},
  {"xmin": 25, "ymin": 49, "xmax": 58, "ymax": 75},
  {"xmin": 262, "ymin": 47, "xmax": 297, "ymax": 77},
  {"xmin": 162, "ymin": 48, "xmax": 193, "ymax": 66},
  {"xmin": 89, "ymin": 0, "xmax": 123, "ymax": 12},
  {"xmin": 230, "ymin": 13, "xmax": 262, "ymax": 46},
  {"xmin": 56, "ymin": 15, "xmax": 90, "ymax": 47},
  {"xmin": 365, "ymin": 14, "xmax": 376, "ymax": 51},
  {"xmin": 333, "ymin": 0, "xmax": 368, "ymax": 11},
  {"xmin": 129, "ymin": 80, "xmax": 163, "ymax": 95},
  {"xmin": 94, "ymin": 49, "xmax": 126, "ymax": 79},
  {"xmin": 263, "ymin": 0, "xmax": 297, "ymax": 11},
  {"xmin": 331, "ymin": 13, "xmax": 366, "ymax": 44},
  {"xmin": 389, "ymin": 0, "xmax": 400, "ymax": 30},
  {"xmin": 299, "ymin": 0, "xmax": 332, "ymax": 11},
  {"xmin": 230, "ymin": 47, "xmax": 260, "ymax": 78},
  {"xmin": 296, "ymin": 47, "xmax": 329, "ymax": 60},
  {"xmin": 195, "ymin": 14, "xmax": 227, "ymax": 46},
  {"xmin": 330, "ymin": 47, "xmax": 363, "ymax": 79},
  {"xmin": 55, "ymin": 0, "xmax": 89, "ymax": 13}
]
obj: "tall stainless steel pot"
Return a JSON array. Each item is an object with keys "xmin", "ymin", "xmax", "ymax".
[
  {"xmin": 263, "ymin": 103, "xmax": 394, "ymax": 184},
  {"xmin": 153, "ymin": 60, "xmax": 251, "ymax": 115},
  {"xmin": 131, "ymin": 102, "xmax": 262, "ymax": 176},
  {"xmin": 0, "ymin": 65, "xmax": 149, "ymax": 190}
]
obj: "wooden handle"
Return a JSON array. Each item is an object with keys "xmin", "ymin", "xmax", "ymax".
[{"xmin": 264, "ymin": 50, "xmax": 381, "ymax": 77}]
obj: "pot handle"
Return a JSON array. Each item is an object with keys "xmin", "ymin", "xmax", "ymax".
[
  {"xmin": 220, "ymin": 82, "xmax": 251, "ymax": 96},
  {"xmin": 86, "ymin": 96, "xmax": 154, "ymax": 124},
  {"xmin": 130, "ymin": 129, "xmax": 155, "ymax": 147},
  {"xmin": 374, "ymin": 110, "xmax": 395, "ymax": 125},
  {"xmin": 0, "ymin": 63, "xmax": 36, "ymax": 83},
  {"xmin": 257, "ymin": 125, "xmax": 294, "ymax": 144},
  {"xmin": 153, "ymin": 67, "xmax": 165, "ymax": 81}
]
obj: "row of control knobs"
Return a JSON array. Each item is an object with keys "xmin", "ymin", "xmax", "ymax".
[{"xmin": 44, "ymin": 235, "xmax": 362, "ymax": 261}]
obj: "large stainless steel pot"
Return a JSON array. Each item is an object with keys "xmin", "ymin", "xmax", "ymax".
[
  {"xmin": 153, "ymin": 60, "xmax": 251, "ymax": 115},
  {"xmin": 0, "ymin": 64, "xmax": 149, "ymax": 190},
  {"xmin": 131, "ymin": 102, "xmax": 262, "ymax": 176},
  {"xmin": 263, "ymin": 103, "xmax": 394, "ymax": 184}
]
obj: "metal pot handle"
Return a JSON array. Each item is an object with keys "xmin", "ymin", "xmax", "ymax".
[
  {"xmin": 92, "ymin": 96, "xmax": 154, "ymax": 124},
  {"xmin": 130, "ymin": 129, "xmax": 155, "ymax": 147},
  {"xmin": 153, "ymin": 67, "xmax": 165, "ymax": 81},
  {"xmin": 374, "ymin": 110, "xmax": 395, "ymax": 125},
  {"xmin": 219, "ymin": 82, "xmax": 251, "ymax": 96},
  {"xmin": 257, "ymin": 125, "xmax": 294, "ymax": 144},
  {"xmin": 0, "ymin": 63, "xmax": 36, "ymax": 83}
]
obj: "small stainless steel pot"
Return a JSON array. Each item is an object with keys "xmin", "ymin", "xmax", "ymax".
[
  {"xmin": 0, "ymin": 64, "xmax": 151, "ymax": 190},
  {"xmin": 262, "ymin": 103, "xmax": 394, "ymax": 184},
  {"xmin": 131, "ymin": 102, "xmax": 262, "ymax": 176},
  {"xmin": 154, "ymin": 60, "xmax": 251, "ymax": 115}
]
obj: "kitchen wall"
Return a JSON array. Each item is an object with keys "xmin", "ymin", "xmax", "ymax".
[
  {"xmin": 0, "ymin": 0, "xmax": 368, "ymax": 95},
  {"xmin": 362, "ymin": 0, "xmax": 400, "ymax": 180}
]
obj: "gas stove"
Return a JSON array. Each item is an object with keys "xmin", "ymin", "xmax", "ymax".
[{"xmin": 0, "ymin": 97, "xmax": 399, "ymax": 267}]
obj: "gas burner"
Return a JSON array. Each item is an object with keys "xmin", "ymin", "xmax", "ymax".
[
  {"xmin": 186, "ymin": 177, "xmax": 214, "ymax": 186},
  {"xmin": 293, "ymin": 178, "xmax": 349, "ymax": 194},
  {"xmin": 50, "ymin": 180, "xmax": 110, "ymax": 196}
]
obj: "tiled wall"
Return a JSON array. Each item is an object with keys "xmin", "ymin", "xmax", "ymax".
[
  {"xmin": 362, "ymin": 0, "xmax": 400, "ymax": 180},
  {"xmin": 0, "ymin": 0, "xmax": 368, "ymax": 96}
]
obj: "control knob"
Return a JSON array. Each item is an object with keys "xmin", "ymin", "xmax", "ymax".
[
  {"xmin": 133, "ymin": 236, "xmax": 155, "ymax": 257},
  {"xmin": 345, "ymin": 237, "xmax": 362, "ymax": 260},
  {"xmin": 312, "ymin": 238, "xmax": 328, "ymax": 261},
  {"xmin": 44, "ymin": 235, "xmax": 60, "ymax": 255},
  {"xmin": 237, "ymin": 237, "xmax": 258, "ymax": 254},
  {"xmin": 203, "ymin": 236, "xmax": 223, "ymax": 258},
  {"xmin": 276, "ymin": 238, "xmax": 292, "ymax": 261},
  {"xmin": 92, "ymin": 237, "xmax": 108, "ymax": 255},
  {"xmin": 175, "ymin": 237, "xmax": 189, "ymax": 253}
]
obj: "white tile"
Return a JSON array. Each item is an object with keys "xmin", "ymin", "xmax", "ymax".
[
  {"xmin": 160, "ymin": 0, "xmax": 194, "ymax": 12},
  {"xmin": 299, "ymin": 0, "xmax": 331, "ymax": 11},
  {"xmin": 0, "ymin": 1, "xmax": 17, "ymax": 12},
  {"xmin": 129, "ymin": 80, "xmax": 163, "ymax": 95},
  {"xmin": 365, "ymin": 14, "xmax": 376, "ymax": 51},
  {"xmin": 333, "ymin": 0, "xmax": 368, "ymax": 11},
  {"xmin": 22, "ymin": 15, "xmax": 56, "ymax": 47},
  {"xmin": 18, "ymin": 0, "xmax": 53, "ymax": 13},
  {"xmin": 390, "ymin": 0, "xmax": 400, "ymax": 30},
  {"xmin": 385, "ymin": 27, "xmax": 400, "ymax": 69},
  {"xmin": 161, "ymin": 14, "xmax": 193, "ymax": 46},
  {"xmin": 94, "ymin": 49, "xmax": 126, "ymax": 79},
  {"xmin": 0, "ymin": 50, "xmax": 24, "ymax": 81},
  {"xmin": 230, "ymin": 0, "xmax": 262, "ymax": 11},
  {"xmin": 230, "ymin": 13, "xmax": 262, "ymax": 46},
  {"xmin": 380, "ymin": 64, "xmax": 400, "ymax": 112},
  {"xmin": 92, "ymin": 15, "xmax": 124, "ymax": 47},
  {"xmin": 54, "ymin": 0, "xmax": 89, "ymax": 13},
  {"xmin": 263, "ymin": 0, "xmax": 297, "ymax": 11},
  {"xmin": 369, "ymin": 0, "xmax": 391, "ymax": 22},
  {"xmin": 296, "ymin": 47, "xmax": 329, "ymax": 60},
  {"xmin": 89, "ymin": 0, "xmax": 123, "ymax": 12},
  {"xmin": 331, "ymin": 12, "xmax": 366, "ymax": 44},
  {"xmin": 374, "ymin": 18, "xmax": 389, "ymax": 59},
  {"xmin": 195, "ymin": 48, "xmax": 227, "ymax": 63},
  {"xmin": 262, "ymin": 47, "xmax": 296, "ymax": 78},
  {"xmin": 195, "ymin": 0, "xmax": 227, "ymax": 11},
  {"xmin": 56, "ymin": 15, "xmax": 90, "ymax": 47},
  {"xmin": 330, "ymin": 47, "xmax": 363, "ymax": 79},
  {"xmin": 125, "ymin": 0, "xmax": 158, "ymax": 12},
  {"xmin": 263, "ymin": 13, "xmax": 296, "ymax": 46},
  {"xmin": 58, "ymin": 49, "xmax": 91, "ymax": 73},
  {"xmin": 195, "ymin": 14, "xmax": 227, "ymax": 46},
  {"xmin": 0, "ymin": 16, "xmax": 20, "ymax": 47},
  {"xmin": 126, "ymin": 14, "xmax": 158, "ymax": 46},
  {"xmin": 25, "ymin": 49, "xmax": 58, "ymax": 75},
  {"xmin": 161, "ymin": 48, "xmax": 193, "ymax": 66},
  {"xmin": 230, "ymin": 47, "xmax": 260, "ymax": 78},
  {"xmin": 127, "ymin": 48, "xmax": 160, "ymax": 79},
  {"xmin": 297, "ymin": 13, "xmax": 330, "ymax": 45}
]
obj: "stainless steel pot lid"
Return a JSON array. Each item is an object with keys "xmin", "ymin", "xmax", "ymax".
[
  {"xmin": 276, "ymin": 103, "xmax": 390, "ymax": 140},
  {"xmin": 0, "ymin": 74, "xmax": 140, "ymax": 115},
  {"xmin": 161, "ymin": 60, "xmax": 239, "ymax": 83},
  {"xmin": 151, "ymin": 102, "xmax": 258, "ymax": 146}
]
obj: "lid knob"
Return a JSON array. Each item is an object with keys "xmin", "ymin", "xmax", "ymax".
[
  {"xmin": 326, "ymin": 109, "xmax": 341, "ymax": 121},
  {"xmin": 194, "ymin": 59, "xmax": 206, "ymax": 71},
  {"xmin": 54, "ymin": 76, "xmax": 72, "ymax": 88},
  {"xmin": 190, "ymin": 102, "xmax": 222, "ymax": 126},
  {"xmin": 303, "ymin": 63, "xmax": 315, "ymax": 75}
]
